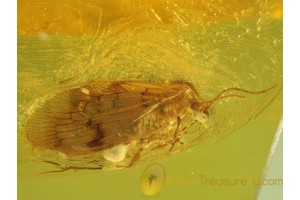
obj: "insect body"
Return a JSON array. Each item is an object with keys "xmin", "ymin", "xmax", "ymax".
[{"xmin": 25, "ymin": 81, "xmax": 277, "ymax": 172}]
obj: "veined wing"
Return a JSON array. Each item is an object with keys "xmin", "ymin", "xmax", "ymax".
[{"xmin": 25, "ymin": 81, "xmax": 190, "ymax": 156}]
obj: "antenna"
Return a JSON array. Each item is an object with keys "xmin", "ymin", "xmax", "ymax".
[{"xmin": 201, "ymin": 84, "xmax": 279, "ymax": 110}]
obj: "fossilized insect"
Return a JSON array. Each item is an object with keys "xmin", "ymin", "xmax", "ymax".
[{"xmin": 25, "ymin": 81, "xmax": 278, "ymax": 173}]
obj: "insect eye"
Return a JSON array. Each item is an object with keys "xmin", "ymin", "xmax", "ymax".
[{"xmin": 190, "ymin": 102, "xmax": 207, "ymax": 113}]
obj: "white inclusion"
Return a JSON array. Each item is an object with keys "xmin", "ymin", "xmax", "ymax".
[
  {"xmin": 103, "ymin": 144, "xmax": 128, "ymax": 163},
  {"xmin": 81, "ymin": 87, "xmax": 90, "ymax": 95},
  {"xmin": 194, "ymin": 112, "xmax": 208, "ymax": 124},
  {"xmin": 37, "ymin": 32, "xmax": 49, "ymax": 41},
  {"xmin": 168, "ymin": 119, "xmax": 177, "ymax": 131}
]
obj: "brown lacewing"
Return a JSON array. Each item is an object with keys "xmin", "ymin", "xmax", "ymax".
[{"xmin": 25, "ymin": 81, "xmax": 278, "ymax": 173}]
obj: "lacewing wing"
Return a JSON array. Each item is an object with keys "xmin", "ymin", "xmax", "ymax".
[{"xmin": 25, "ymin": 81, "xmax": 278, "ymax": 172}]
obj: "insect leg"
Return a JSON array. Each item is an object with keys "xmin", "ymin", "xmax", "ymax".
[
  {"xmin": 126, "ymin": 134, "xmax": 158, "ymax": 167},
  {"xmin": 39, "ymin": 160, "xmax": 103, "ymax": 174},
  {"xmin": 169, "ymin": 116, "xmax": 182, "ymax": 152},
  {"xmin": 127, "ymin": 147, "xmax": 145, "ymax": 167},
  {"xmin": 39, "ymin": 166, "xmax": 104, "ymax": 175},
  {"xmin": 169, "ymin": 119, "xmax": 198, "ymax": 152}
]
